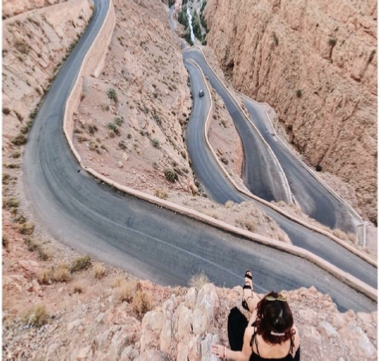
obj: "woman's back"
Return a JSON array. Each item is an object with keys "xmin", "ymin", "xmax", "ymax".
[{"xmin": 249, "ymin": 328, "xmax": 300, "ymax": 361}]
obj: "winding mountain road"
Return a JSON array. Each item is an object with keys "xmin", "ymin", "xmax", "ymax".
[
  {"xmin": 183, "ymin": 49, "xmax": 376, "ymax": 291},
  {"xmin": 183, "ymin": 48, "xmax": 359, "ymax": 236},
  {"xmin": 22, "ymin": 0, "xmax": 376, "ymax": 313}
]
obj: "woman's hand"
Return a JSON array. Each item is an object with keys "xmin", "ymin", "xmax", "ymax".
[{"xmin": 211, "ymin": 344, "xmax": 226, "ymax": 359}]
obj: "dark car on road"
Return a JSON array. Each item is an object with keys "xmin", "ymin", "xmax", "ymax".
[{"xmin": 199, "ymin": 89, "xmax": 205, "ymax": 97}]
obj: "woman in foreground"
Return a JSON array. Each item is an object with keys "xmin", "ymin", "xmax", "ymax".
[{"xmin": 212, "ymin": 270, "xmax": 300, "ymax": 360}]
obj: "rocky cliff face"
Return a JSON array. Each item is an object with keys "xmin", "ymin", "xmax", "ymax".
[
  {"xmin": 2, "ymin": 0, "xmax": 67, "ymax": 19},
  {"xmin": 2, "ymin": 0, "xmax": 93, "ymax": 153},
  {"xmin": 204, "ymin": 0, "xmax": 377, "ymax": 223}
]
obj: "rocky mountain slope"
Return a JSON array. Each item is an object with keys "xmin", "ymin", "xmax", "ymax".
[
  {"xmin": 3, "ymin": 233, "xmax": 377, "ymax": 360},
  {"xmin": 2, "ymin": 0, "xmax": 377, "ymax": 359},
  {"xmin": 204, "ymin": 0, "xmax": 377, "ymax": 224}
]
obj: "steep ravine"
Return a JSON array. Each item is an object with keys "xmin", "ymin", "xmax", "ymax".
[{"xmin": 204, "ymin": 0, "xmax": 377, "ymax": 224}]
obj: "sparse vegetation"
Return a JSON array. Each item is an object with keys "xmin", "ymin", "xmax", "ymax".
[
  {"xmin": 332, "ymin": 228, "xmax": 347, "ymax": 240},
  {"xmin": 151, "ymin": 138, "xmax": 160, "ymax": 148},
  {"xmin": 132, "ymin": 290, "xmax": 153, "ymax": 320},
  {"xmin": 53, "ymin": 263, "xmax": 72, "ymax": 282},
  {"xmin": 70, "ymin": 255, "xmax": 92, "ymax": 273},
  {"xmin": 236, "ymin": 216, "xmax": 257, "ymax": 232},
  {"xmin": 328, "ymin": 38, "xmax": 337, "ymax": 47},
  {"xmin": 220, "ymin": 157, "xmax": 229, "ymax": 165},
  {"xmin": 154, "ymin": 188, "xmax": 168, "ymax": 199},
  {"xmin": 23, "ymin": 304, "xmax": 49, "ymax": 327},
  {"xmin": 107, "ymin": 88, "xmax": 118, "ymax": 103},
  {"xmin": 118, "ymin": 140, "xmax": 127, "ymax": 150},
  {"xmin": 164, "ymin": 168, "xmax": 178, "ymax": 183},
  {"xmin": 29, "ymin": 108, "xmax": 38, "ymax": 120},
  {"xmin": 11, "ymin": 134, "xmax": 27, "ymax": 146},
  {"xmin": 6, "ymin": 197, "xmax": 19, "ymax": 209},
  {"xmin": 107, "ymin": 122, "xmax": 120, "ymax": 135},
  {"xmin": 19, "ymin": 221, "xmax": 35, "ymax": 235},
  {"xmin": 189, "ymin": 271, "xmax": 209, "ymax": 289},
  {"xmin": 115, "ymin": 279, "xmax": 135, "ymax": 303},
  {"xmin": 94, "ymin": 263, "xmax": 107, "ymax": 279},
  {"xmin": 37, "ymin": 268, "xmax": 53, "ymax": 285},
  {"xmin": 3, "ymin": 173, "xmax": 11, "ymax": 185},
  {"xmin": 114, "ymin": 116, "xmax": 124, "ymax": 126}
]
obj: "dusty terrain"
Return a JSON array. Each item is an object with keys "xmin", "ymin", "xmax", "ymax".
[
  {"xmin": 204, "ymin": 0, "xmax": 377, "ymax": 224},
  {"xmin": 2, "ymin": 0, "xmax": 377, "ymax": 359}
]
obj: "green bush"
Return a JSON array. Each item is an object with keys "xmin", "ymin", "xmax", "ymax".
[
  {"xmin": 107, "ymin": 122, "xmax": 119, "ymax": 135},
  {"xmin": 296, "ymin": 89, "xmax": 302, "ymax": 98},
  {"xmin": 107, "ymin": 88, "xmax": 118, "ymax": 103},
  {"xmin": 151, "ymin": 138, "xmax": 160, "ymax": 148},
  {"xmin": 71, "ymin": 255, "xmax": 92, "ymax": 273},
  {"xmin": 164, "ymin": 168, "xmax": 178, "ymax": 183},
  {"xmin": 114, "ymin": 116, "xmax": 124, "ymax": 126}
]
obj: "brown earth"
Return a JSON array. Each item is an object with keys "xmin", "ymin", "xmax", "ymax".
[{"xmin": 2, "ymin": 0, "xmax": 377, "ymax": 359}]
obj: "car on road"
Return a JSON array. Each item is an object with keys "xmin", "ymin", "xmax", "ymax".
[{"xmin": 199, "ymin": 89, "xmax": 205, "ymax": 97}]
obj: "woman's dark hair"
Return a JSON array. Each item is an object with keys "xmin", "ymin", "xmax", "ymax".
[{"xmin": 253, "ymin": 291, "xmax": 294, "ymax": 344}]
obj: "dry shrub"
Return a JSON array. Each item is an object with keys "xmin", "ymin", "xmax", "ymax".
[
  {"xmin": 23, "ymin": 304, "xmax": 49, "ymax": 327},
  {"xmin": 132, "ymin": 291, "xmax": 152, "ymax": 320},
  {"xmin": 53, "ymin": 263, "xmax": 71, "ymax": 282},
  {"xmin": 333, "ymin": 228, "xmax": 347, "ymax": 240},
  {"xmin": 18, "ymin": 221, "xmax": 34, "ymax": 235},
  {"xmin": 189, "ymin": 271, "xmax": 209, "ymax": 289},
  {"xmin": 115, "ymin": 280, "xmax": 136, "ymax": 304},
  {"xmin": 202, "ymin": 209, "xmax": 219, "ymax": 220},
  {"xmin": 37, "ymin": 246, "xmax": 50, "ymax": 261},
  {"xmin": 225, "ymin": 200, "xmax": 235, "ymax": 208},
  {"xmin": 37, "ymin": 268, "xmax": 53, "ymax": 285},
  {"xmin": 93, "ymin": 263, "xmax": 107, "ymax": 279},
  {"xmin": 154, "ymin": 188, "xmax": 168, "ymax": 199},
  {"xmin": 71, "ymin": 255, "xmax": 91, "ymax": 273},
  {"xmin": 347, "ymin": 233, "xmax": 357, "ymax": 244},
  {"xmin": 236, "ymin": 216, "xmax": 257, "ymax": 232},
  {"xmin": 110, "ymin": 276, "xmax": 126, "ymax": 288}
]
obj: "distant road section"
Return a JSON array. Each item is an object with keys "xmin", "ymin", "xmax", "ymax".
[
  {"xmin": 183, "ymin": 48, "xmax": 292, "ymax": 205},
  {"xmin": 244, "ymin": 99, "xmax": 356, "ymax": 233}
]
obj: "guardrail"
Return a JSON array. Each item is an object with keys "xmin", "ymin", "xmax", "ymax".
[{"xmin": 60, "ymin": 2, "xmax": 376, "ymax": 301}]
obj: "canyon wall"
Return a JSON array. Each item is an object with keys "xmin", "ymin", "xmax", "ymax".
[{"xmin": 204, "ymin": 0, "xmax": 377, "ymax": 223}]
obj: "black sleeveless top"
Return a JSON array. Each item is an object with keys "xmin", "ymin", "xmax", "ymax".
[{"xmin": 249, "ymin": 329, "xmax": 301, "ymax": 361}]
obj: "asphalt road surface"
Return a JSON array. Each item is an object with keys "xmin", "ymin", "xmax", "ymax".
[
  {"xmin": 22, "ymin": 0, "xmax": 376, "ymax": 313},
  {"xmin": 183, "ymin": 51, "xmax": 291, "ymax": 205},
  {"xmin": 244, "ymin": 100, "xmax": 356, "ymax": 233}
]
